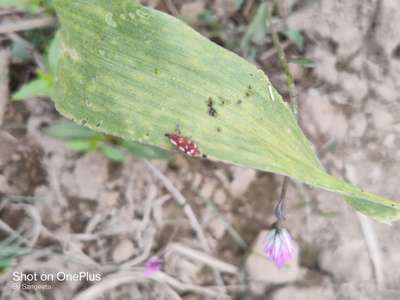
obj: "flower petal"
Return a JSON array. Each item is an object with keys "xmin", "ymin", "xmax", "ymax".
[
  {"xmin": 263, "ymin": 228, "xmax": 297, "ymax": 268},
  {"xmin": 144, "ymin": 256, "xmax": 162, "ymax": 276}
]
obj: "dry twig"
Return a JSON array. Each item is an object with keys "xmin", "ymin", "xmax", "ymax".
[
  {"xmin": 356, "ymin": 212, "xmax": 384, "ymax": 289},
  {"xmin": 0, "ymin": 16, "xmax": 56, "ymax": 34},
  {"xmin": 0, "ymin": 49, "xmax": 10, "ymax": 126},
  {"xmin": 163, "ymin": 0, "xmax": 180, "ymax": 16},
  {"xmin": 72, "ymin": 271, "xmax": 182, "ymax": 300},
  {"xmin": 260, "ymin": 40, "xmax": 291, "ymax": 61},
  {"xmin": 155, "ymin": 272, "xmax": 230, "ymax": 299},
  {"xmin": 144, "ymin": 161, "xmax": 227, "ymax": 294},
  {"xmin": 0, "ymin": 219, "xmax": 31, "ymax": 246},
  {"xmin": 168, "ymin": 243, "xmax": 238, "ymax": 274}
]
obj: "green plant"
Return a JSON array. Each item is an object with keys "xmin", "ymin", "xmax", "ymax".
[
  {"xmin": 240, "ymin": 1, "xmax": 270, "ymax": 59},
  {"xmin": 46, "ymin": 121, "xmax": 170, "ymax": 161},
  {"xmin": 12, "ymin": 30, "xmax": 60, "ymax": 100},
  {"xmin": 283, "ymin": 30, "xmax": 304, "ymax": 50},
  {"xmin": 0, "ymin": 236, "xmax": 30, "ymax": 272},
  {"xmin": 288, "ymin": 57, "xmax": 317, "ymax": 68},
  {"xmin": 51, "ymin": 0, "xmax": 400, "ymax": 223},
  {"xmin": 0, "ymin": 0, "xmax": 53, "ymax": 14}
]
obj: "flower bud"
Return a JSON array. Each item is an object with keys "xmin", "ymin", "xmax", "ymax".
[
  {"xmin": 144, "ymin": 256, "xmax": 162, "ymax": 276},
  {"xmin": 263, "ymin": 227, "xmax": 297, "ymax": 268}
]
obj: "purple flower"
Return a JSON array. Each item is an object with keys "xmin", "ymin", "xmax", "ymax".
[
  {"xmin": 144, "ymin": 256, "xmax": 162, "ymax": 277},
  {"xmin": 263, "ymin": 228, "xmax": 297, "ymax": 268}
]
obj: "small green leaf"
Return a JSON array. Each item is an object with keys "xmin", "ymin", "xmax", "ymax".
[
  {"xmin": 64, "ymin": 139, "xmax": 93, "ymax": 151},
  {"xmin": 241, "ymin": 2, "xmax": 269, "ymax": 54},
  {"xmin": 122, "ymin": 140, "xmax": 170, "ymax": 160},
  {"xmin": 101, "ymin": 144, "xmax": 126, "ymax": 162},
  {"xmin": 38, "ymin": 70, "xmax": 54, "ymax": 85},
  {"xmin": 0, "ymin": 237, "xmax": 30, "ymax": 272},
  {"xmin": 284, "ymin": 30, "xmax": 304, "ymax": 50},
  {"xmin": 46, "ymin": 122, "xmax": 100, "ymax": 140},
  {"xmin": 47, "ymin": 30, "xmax": 62, "ymax": 74},
  {"xmin": 0, "ymin": 0, "xmax": 53, "ymax": 13},
  {"xmin": 12, "ymin": 78, "xmax": 52, "ymax": 101},
  {"xmin": 10, "ymin": 39, "xmax": 31, "ymax": 62},
  {"xmin": 0, "ymin": 258, "xmax": 11, "ymax": 272},
  {"xmin": 0, "ymin": 0, "xmax": 41, "ymax": 13},
  {"xmin": 288, "ymin": 58, "xmax": 317, "ymax": 68}
]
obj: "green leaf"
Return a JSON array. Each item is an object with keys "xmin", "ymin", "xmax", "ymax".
[
  {"xmin": 122, "ymin": 140, "xmax": 170, "ymax": 160},
  {"xmin": 288, "ymin": 57, "xmax": 317, "ymax": 68},
  {"xmin": 284, "ymin": 30, "xmax": 304, "ymax": 50},
  {"xmin": 0, "ymin": 0, "xmax": 41, "ymax": 13},
  {"xmin": 46, "ymin": 121, "xmax": 100, "ymax": 140},
  {"xmin": 101, "ymin": 144, "xmax": 126, "ymax": 162},
  {"xmin": 0, "ymin": 259, "xmax": 11, "ymax": 272},
  {"xmin": 47, "ymin": 30, "xmax": 62, "ymax": 74},
  {"xmin": 241, "ymin": 2, "xmax": 269, "ymax": 55},
  {"xmin": 0, "ymin": 0, "xmax": 53, "ymax": 13},
  {"xmin": 10, "ymin": 38, "xmax": 31, "ymax": 62},
  {"xmin": 12, "ymin": 78, "xmax": 52, "ymax": 100},
  {"xmin": 37, "ymin": 70, "xmax": 54, "ymax": 85},
  {"xmin": 0, "ymin": 237, "xmax": 30, "ymax": 272},
  {"xmin": 53, "ymin": 0, "xmax": 400, "ymax": 223},
  {"xmin": 64, "ymin": 139, "xmax": 93, "ymax": 151}
]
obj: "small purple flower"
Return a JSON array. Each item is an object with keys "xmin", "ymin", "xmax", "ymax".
[
  {"xmin": 144, "ymin": 256, "xmax": 162, "ymax": 276},
  {"xmin": 263, "ymin": 228, "xmax": 297, "ymax": 268}
]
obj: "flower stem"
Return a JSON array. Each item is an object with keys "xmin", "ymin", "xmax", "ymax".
[
  {"xmin": 268, "ymin": 1, "xmax": 298, "ymax": 220},
  {"xmin": 268, "ymin": 1, "xmax": 298, "ymax": 117},
  {"xmin": 275, "ymin": 176, "xmax": 288, "ymax": 223}
]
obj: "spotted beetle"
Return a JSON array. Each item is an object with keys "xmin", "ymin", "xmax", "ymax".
[{"xmin": 165, "ymin": 132, "xmax": 202, "ymax": 157}]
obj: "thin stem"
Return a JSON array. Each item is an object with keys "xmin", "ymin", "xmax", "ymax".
[
  {"xmin": 268, "ymin": 1, "xmax": 298, "ymax": 117},
  {"xmin": 275, "ymin": 177, "xmax": 288, "ymax": 223},
  {"xmin": 267, "ymin": 1, "xmax": 299, "ymax": 220}
]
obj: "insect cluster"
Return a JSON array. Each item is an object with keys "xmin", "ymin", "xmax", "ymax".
[{"xmin": 207, "ymin": 97, "xmax": 217, "ymax": 117}]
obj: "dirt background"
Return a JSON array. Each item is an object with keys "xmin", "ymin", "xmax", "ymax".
[{"xmin": 1, "ymin": 0, "xmax": 400, "ymax": 299}]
